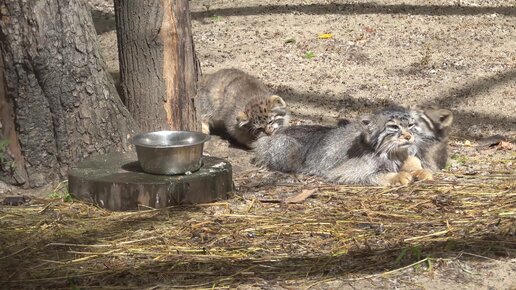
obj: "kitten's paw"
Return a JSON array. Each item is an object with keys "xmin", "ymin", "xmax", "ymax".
[
  {"xmin": 412, "ymin": 169, "xmax": 433, "ymax": 181},
  {"xmin": 378, "ymin": 172, "xmax": 412, "ymax": 186}
]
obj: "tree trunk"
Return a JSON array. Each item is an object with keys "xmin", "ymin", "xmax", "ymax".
[
  {"xmin": 0, "ymin": 0, "xmax": 138, "ymax": 188},
  {"xmin": 114, "ymin": 0, "xmax": 200, "ymax": 132}
]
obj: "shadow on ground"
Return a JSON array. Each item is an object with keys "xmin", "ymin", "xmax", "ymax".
[
  {"xmin": 0, "ymin": 205, "xmax": 513, "ymax": 287},
  {"xmin": 279, "ymin": 67, "xmax": 516, "ymax": 139},
  {"xmin": 90, "ymin": 3, "xmax": 516, "ymax": 34},
  {"xmin": 192, "ymin": 3, "xmax": 516, "ymax": 19},
  {"xmin": 0, "ymin": 207, "xmax": 516, "ymax": 287}
]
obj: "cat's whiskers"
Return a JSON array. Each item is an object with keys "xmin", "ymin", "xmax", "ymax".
[
  {"xmin": 375, "ymin": 134, "xmax": 396, "ymax": 155},
  {"xmin": 248, "ymin": 126, "xmax": 262, "ymax": 136}
]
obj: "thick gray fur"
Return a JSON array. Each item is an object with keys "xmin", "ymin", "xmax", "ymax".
[
  {"xmin": 337, "ymin": 107, "xmax": 454, "ymax": 172},
  {"xmin": 253, "ymin": 107, "xmax": 418, "ymax": 185}
]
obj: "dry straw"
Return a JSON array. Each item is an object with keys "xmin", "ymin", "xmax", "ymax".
[{"xmin": 0, "ymin": 168, "xmax": 514, "ymax": 288}]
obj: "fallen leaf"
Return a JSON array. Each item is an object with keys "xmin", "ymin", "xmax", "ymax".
[
  {"xmin": 285, "ymin": 38, "xmax": 296, "ymax": 44},
  {"xmin": 364, "ymin": 26, "xmax": 375, "ymax": 33},
  {"xmin": 318, "ymin": 33, "xmax": 333, "ymax": 39},
  {"xmin": 497, "ymin": 141, "xmax": 513, "ymax": 150},
  {"xmin": 477, "ymin": 134, "xmax": 505, "ymax": 147},
  {"xmin": 464, "ymin": 140, "xmax": 472, "ymax": 147},
  {"xmin": 284, "ymin": 189, "xmax": 317, "ymax": 204},
  {"xmin": 211, "ymin": 15, "xmax": 223, "ymax": 22}
]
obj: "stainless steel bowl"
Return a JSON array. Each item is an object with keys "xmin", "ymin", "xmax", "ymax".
[{"xmin": 130, "ymin": 131, "xmax": 210, "ymax": 175}]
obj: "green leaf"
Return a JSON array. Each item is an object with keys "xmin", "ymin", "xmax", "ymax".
[
  {"xmin": 285, "ymin": 38, "xmax": 296, "ymax": 44},
  {"xmin": 411, "ymin": 245, "xmax": 422, "ymax": 260},
  {"xmin": 303, "ymin": 51, "xmax": 315, "ymax": 59},
  {"xmin": 426, "ymin": 257, "xmax": 433, "ymax": 271},
  {"xmin": 211, "ymin": 15, "xmax": 223, "ymax": 22},
  {"xmin": 48, "ymin": 190, "xmax": 74, "ymax": 202},
  {"xmin": 394, "ymin": 247, "xmax": 409, "ymax": 265},
  {"xmin": 63, "ymin": 192, "xmax": 74, "ymax": 202}
]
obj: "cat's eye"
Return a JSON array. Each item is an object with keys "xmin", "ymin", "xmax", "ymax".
[
  {"xmin": 387, "ymin": 124, "xmax": 400, "ymax": 131},
  {"xmin": 408, "ymin": 123, "xmax": 415, "ymax": 129}
]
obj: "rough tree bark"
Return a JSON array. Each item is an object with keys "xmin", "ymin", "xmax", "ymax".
[
  {"xmin": 115, "ymin": 0, "xmax": 200, "ymax": 132},
  {"xmin": 0, "ymin": 0, "xmax": 138, "ymax": 188}
]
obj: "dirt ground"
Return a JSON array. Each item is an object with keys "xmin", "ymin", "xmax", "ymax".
[
  {"xmin": 1, "ymin": 0, "xmax": 515, "ymax": 289},
  {"xmin": 94, "ymin": 1, "xmax": 516, "ymax": 288}
]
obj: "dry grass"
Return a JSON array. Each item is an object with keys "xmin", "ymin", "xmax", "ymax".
[{"xmin": 0, "ymin": 163, "xmax": 514, "ymax": 288}]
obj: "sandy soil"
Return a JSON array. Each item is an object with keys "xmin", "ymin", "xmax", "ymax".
[
  {"xmin": 1, "ymin": 0, "xmax": 514, "ymax": 289},
  {"xmin": 95, "ymin": 0, "xmax": 516, "ymax": 139},
  {"xmin": 91, "ymin": 0, "xmax": 516, "ymax": 166},
  {"xmin": 93, "ymin": 1, "xmax": 516, "ymax": 288},
  {"xmin": 94, "ymin": 1, "xmax": 516, "ymax": 289}
]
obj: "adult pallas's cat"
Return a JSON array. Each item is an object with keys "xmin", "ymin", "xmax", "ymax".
[
  {"xmin": 197, "ymin": 68, "xmax": 290, "ymax": 147},
  {"xmin": 253, "ymin": 106, "xmax": 420, "ymax": 186},
  {"xmin": 334, "ymin": 106, "xmax": 454, "ymax": 180}
]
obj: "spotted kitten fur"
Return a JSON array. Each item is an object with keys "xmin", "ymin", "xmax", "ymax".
[
  {"xmin": 253, "ymin": 106, "xmax": 419, "ymax": 186},
  {"xmin": 197, "ymin": 68, "xmax": 290, "ymax": 147}
]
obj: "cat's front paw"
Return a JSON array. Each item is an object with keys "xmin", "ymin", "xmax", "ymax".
[
  {"xmin": 412, "ymin": 169, "xmax": 433, "ymax": 181},
  {"xmin": 378, "ymin": 172, "xmax": 412, "ymax": 186},
  {"xmin": 401, "ymin": 156, "xmax": 423, "ymax": 172},
  {"xmin": 390, "ymin": 171, "xmax": 413, "ymax": 186}
]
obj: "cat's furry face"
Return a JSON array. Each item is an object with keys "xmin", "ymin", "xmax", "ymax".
[
  {"xmin": 361, "ymin": 107, "xmax": 417, "ymax": 157},
  {"xmin": 337, "ymin": 106, "xmax": 453, "ymax": 171},
  {"xmin": 236, "ymin": 95, "xmax": 290, "ymax": 136},
  {"xmin": 411, "ymin": 107, "xmax": 453, "ymax": 143},
  {"xmin": 410, "ymin": 107, "xmax": 453, "ymax": 171}
]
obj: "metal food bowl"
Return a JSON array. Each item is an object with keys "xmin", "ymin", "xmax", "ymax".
[{"xmin": 130, "ymin": 131, "xmax": 210, "ymax": 175}]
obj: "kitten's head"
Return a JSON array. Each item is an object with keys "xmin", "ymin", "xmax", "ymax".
[
  {"xmin": 236, "ymin": 95, "xmax": 290, "ymax": 136},
  {"xmin": 411, "ymin": 107, "xmax": 453, "ymax": 143},
  {"xmin": 360, "ymin": 106, "xmax": 416, "ymax": 155}
]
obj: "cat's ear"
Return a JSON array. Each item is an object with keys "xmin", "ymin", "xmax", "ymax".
[
  {"xmin": 359, "ymin": 113, "xmax": 373, "ymax": 127},
  {"xmin": 267, "ymin": 95, "xmax": 287, "ymax": 111},
  {"xmin": 437, "ymin": 109, "xmax": 453, "ymax": 128},
  {"xmin": 426, "ymin": 109, "xmax": 453, "ymax": 128},
  {"xmin": 236, "ymin": 111, "xmax": 249, "ymax": 127},
  {"xmin": 359, "ymin": 114, "xmax": 373, "ymax": 145}
]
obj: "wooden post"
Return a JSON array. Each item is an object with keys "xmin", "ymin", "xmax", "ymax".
[{"xmin": 115, "ymin": 0, "xmax": 200, "ymax": 132}]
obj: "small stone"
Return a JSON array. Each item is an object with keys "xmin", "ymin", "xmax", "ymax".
[
  {"xmin": 0, "ymin": 181, "xmax": 12, "ymax": 194},
  {"xmin": 2, "ymin": 195, "xmax": 31, "ymax": 206}
]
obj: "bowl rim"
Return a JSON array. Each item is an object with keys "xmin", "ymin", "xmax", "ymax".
[{"xmin": 130, "ymin": 130, "xmax": 211, "ymax": 148}]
